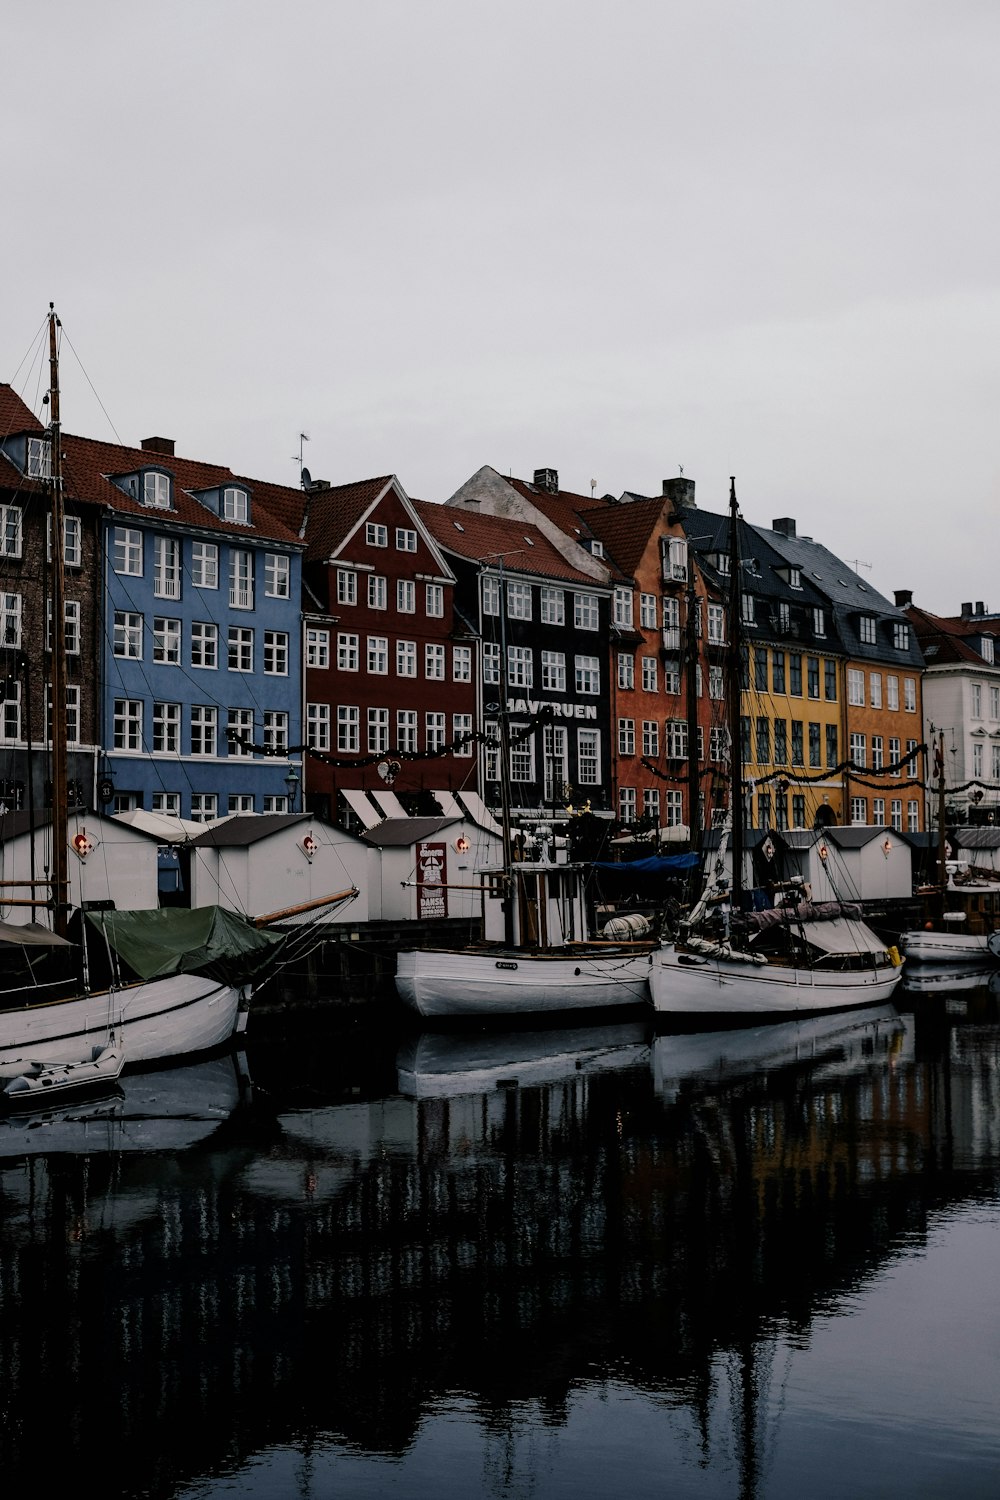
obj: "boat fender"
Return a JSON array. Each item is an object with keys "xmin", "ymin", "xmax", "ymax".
[
  {"xmin": 574, "ymin": 968, "xmax": 581, "ymax": 976},
  {"xmin": 887, "ymin": 945, "xmax": 902, "ymax": 967}
]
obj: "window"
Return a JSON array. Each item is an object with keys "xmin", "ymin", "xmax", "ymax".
[
  {"xmin": 757, "ymin": 793, "xmax": 772, "ymax": 830},
  {"xmin": 143, "ymin": 471, "xmax": 171, "ymax": 508},
  {"xmin": 644, "ymin": 788, "xmax": 660, "ymax": 820},
  {"xmin": 424, "ymin": 712, "xmax": 446, "ymax": 753},
  {"xmin": 825, "ymin": 660, "xmax": 837, "ymax": 701},
  {"xmin": 889, "ymin": 737, "xmax": 901, "ymax": 776},
  {"xmin": 543, "ymin": 725, "xmax": 568, "ymax": 802},
  {"xmin": 112, "ymin": 527, "xmax": 143, "ymax": 575},
  {"xmin": 306, "ymin": 628, "xmax": 329, "ymax": 669},
  {"xmin": 809, "ymin": 722, "xmax": 821, "ymax": 768},
  {"xmin": 338, "ymin": 569, "xmax": 358, "ymax": 606},
  {"xmin": 26, "ymin": 436, "xmax": 51, "ymax": 479},
  {"xmin": 991, "ymin": 686, "xmax": 1000, "ymax": 720},
  {"xmin": 708, "ymin": 665, "xmax": 724, "ymax": 700},
  {"xmin": 971, "ymin": 682, "xmax": 982, "ymax": 718},
  {"xmin": 506, "ymin": 582, "xmax": 532, "ymax": 620},
  {"xmin": 741, "ymin": 592, "xmax": 755, "ymax": 625},
  {"xmin": 756, "ymin": 716, "xmax": 771, "ymax": 763},
  {"xmin": 640, "ymin": 593, "xmax": 657, "ymax": 629},
  {"xmin": 368, "ymin": 574, "xmax": 387, "ymax": 609},
  {"xmin": 191, "ymin": 621, "xmax": 218, "ymax": 669},
  {"xmin": 665, "ymin": 789, "xmax": 684, "ymax": 826},
  {"xmin": 890, "ymin": 799, "xmax": 903, "ymax": 832},
  {"xmin": 425, "ymin": 643, "xmax": 445, "ymax": 680},
  {"xmin": 366, "ymin": 522, "xmax": 388, "ymax": 547},
  {"xmin": 850, "ymin": 797, "xmax": 867, "ymax": 825},
  {"xmin": 425, "ymin": 583, "xmax": 444, "ymax": 618},
  {"xmin": 228, "ymin": 627, "xmax": 253, "ymax": 673},
  {"xmin": 972, "ymin": 741, "xmax": 984, "ymax": 778},
  {"xmin": 772, "ymin": 651, "xmax": 786, "ymax": 694},
  {"xmin": 228, "ymin": 795, "xmax": 254, "ymax": 815},
  {"xmin": 850, "ymin": 732, "xmax": 867, "ymax": 767},
  {"xmin": 453, "ymin": 645, "xmax": 472, "ymax": 682},
  {"xmin": 396, "ymin": 527, "xmax": 417, "ymax": 552},
  {"xmin": 813, "ymin": 607, "xmax": 825, "ymax": 636},
  {"xmin": 792, "ymin": 794, "xmax": 806, "ymax": 828},
  {"xmin": 774, "ymin": 718, "xmax": 788, "ymax": 765},
  {"xmin": 893, "ymin": 621, "xmax": 910, "ymax": 651},
  {"xmin": 663, "ymin": 597, "xmax": 682, "ymax": 650},
  {"xmin": 789, "ymin": 566, "xmax": 801, "ymax": 589},
  {"xmin": 613, "ymin": 587, "xmax": 633, "ymax": 628},
  {"xmin": 541, "ymin": 650, "xmax": 566, "ymax": 692},
  {"xmin": 47, "ymin": 513, "xmax": 82, "ymax": 568},
  {"xmin": 617, "ymin": 653, "xmax": 634, "ymax": 690},
  {"xmin": 754, "ymin": 648, "xmax": 768, "ymax": 691},
  {"xmin": 859, "ymin": 615, "xmax": 877, "ymax": 645},
  {"xmin": 575, "ymin": 655, "xmax": 600, "ymax": 694},
  {"xmin": 907, "ymin": 799, "xmax": 920, "ymax": 832},
  {"xmin": 666, "ymin": 719, "xmax": 688, "ymax": 759},
  {"xmin": 872, "ymin": 735, "xmax": 884, "ymax": 771},
  {"xmin": 903, "ymin": 677, "xmax": 916, "ymax": 712},
  {"xmin": 264, "ymin": 630, "xmax": 289, "ymax": 675},
  {"xmin": 789, "ymin": 654, "xmax": 802, "ymax": 696},
  {"xmin": 778, "ymin": 601, "xmax": 791, "ymax": 634},
  {"xmin": 265, "ymin": 553, "xmax": 290, "ymax": 598},
  {"xmin": 483, "ymin": 642, "xmax": 500, "ymax": 684},
  {"xmin": 642, "ymin": 657, "xmax": 658, "ymax": 692},
  {"xmin": 152, "ymin": 535, "xmax": 181, "ymax": 599},
  {"xmin": 618, "ymin": 718, "xmax": 635, "ymax": 756},
  {"xmin": 338, "ymin": 705, "xmax": 360, "ymax": 752},
  {"xmin": 663, "ymin": 659, "xmax": 680, "ymax": 695},
  {"xmin": 575, "ymin": 593, "xmax": 600, "ymax": 630},
  {"xmin": 229, "ymin": 549, "xmax": 254, "ymax": 608},
  {"xmin": 152, "ymin": 701, "xmax": 181, "ymax": 754},
  {"xmin": 887, "ymin": 675, "xmax": 899, "ymax": 711},
  {"xmin": 190, "ymin": 794, "xmax": 218, "ymax": 823},
  {"xmin": 507, "ymin": 645, "xmax": 533, "ymax": 688},
  {"xmin": 113, "ymin": 698, "xmax": 143, "ymax": 752},
  {"xmin": 982, "ymin": 637, "xmax": 995, "ymax": 664},
  {"xmin": 791, "ymin": 721, "xmax": 804, "ymax": 766},
  {"xmin": 707, "ymin": 603, "xmax": 725, "ymax": 645},
  {"xmin": 578, "ymin": 729, "xmax": 600, "ymax": 785},
  {"xmin": 0, "ymin": 504, "xmax": 22, "ymax": 558},
  {"xmin": 663, "ymin": 536, "xmax": 688, "ymax": 580},
  {"xmin": 223, "ymin": 487, "xmax": 249, "ymax": 522},
  {"xmin": 191, "ymin": 705, "xmax": 218, "ymax": 756},
  {"xmin": 367, "ymin": 636, "xmax": 389, "ymax": 674},
  {"xmin": 152, "ymin": 792, "xmax": 181, "ymax": 817},
  {"xmin": 263, "ymin": 711, "xmax": 288, "ymax": 753},
  {"xmin": 642, "ymin": 720, "xmax": 659, "ymax": 757},
  {"xmin": 337, "ymin": 633, "xmax": 359, "ymax": 671},
  {"xmin": 619, "ymin": 787, "xmax": 637, "ymax": 823},
  {"xmin": 453, "ymin": 714, "xmax": 473, "ymax": 756},
  {"xmin": 397, "ymin": 640, "xmax": 417, "ymax": 677},
  {"xmin": 367, "ymin": 707, "xmax": 389, "ymax": 753},
  {"xmin": 227, "ymin": 708, "xmax": 254, "ymax": 757},
  {"xmin": 482, "ymin": 576, "xmax": 500, "ymax": 616},
  {"xmin": 153, "ymin": 616, "xmax": 181, "ymax": 664},
  {"xmin": 807, "ymin": 657, "xmax": 820, "ymax": 699},
  {"xmin": 848, "ymin": 669, "xmax": 865, "ymax": 706},
  {"xmin": 826, "ymin": 723, "xmax": 838, "ymax": 768},
  {"xmin": 397, "ymin": 579, "xmax": 415, "ymax": 613},
  {"xmin": 113, "ymin": 610, "xmax": 143, "ymax": 659},
  {"xmin": 509, "ymin": 725, "xmax": 533, "ymax": 782},
  {"xmin": 397, "ymin": 709, "xmax": 417, "ymax": 753},
  {"xmin": 191, "ymin": 541, "xmax": 218, "ymax": 589},
  {"xmin": 540, "ymin": 587, "xmax": 565, "ymax": 625}
]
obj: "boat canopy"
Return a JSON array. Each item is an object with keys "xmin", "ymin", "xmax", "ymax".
[
  {"xmin": 592, "ymin": 854, "xmax": 700, "ymax": 875},
  {"xmin": 792, "ymin": 916, "xmax": 887, "ymax": 955},
  {"xmin": 84, "ymin": 906, "xmax": 286, "ymax": 982},
  {"xmin": 0, "ymin": 920, "xmax": 76, "ymax": 948}
]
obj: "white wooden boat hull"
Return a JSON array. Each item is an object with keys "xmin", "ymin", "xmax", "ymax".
[
  {"xmin": 898, "ymin": 929, "xmax": 993, "ymax": 964},
  {"xmin": 650, "ymin": 945, "xmax": 903, "ymax": 1017},
  {"xmin": 395, "ymin": 947, "xmax": 653, "ymax": 1018},
  {"xmin": 0, "ymin": 972, "xmax": 247, "ymax": 1072}
]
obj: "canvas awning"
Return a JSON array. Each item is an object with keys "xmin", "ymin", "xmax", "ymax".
[
  {"xmin": 797, "ymin": 917, "xmax": 887, "ymax": 955},
  {"xmin": 0, "ymin": 920, "xmax": 75, "ymax": 948}
]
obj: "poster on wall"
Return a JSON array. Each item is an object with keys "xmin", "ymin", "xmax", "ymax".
[{"xmin": 417, "ymin": 841, "xmax": 448, "ymax": 919}]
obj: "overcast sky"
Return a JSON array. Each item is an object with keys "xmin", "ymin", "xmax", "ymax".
[{"xmin": 6, "ymin": 1, "xmax": 998, "ymax": 612}]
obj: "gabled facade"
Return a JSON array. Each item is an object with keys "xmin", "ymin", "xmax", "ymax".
[
  {"xmin": 901, "ymin": 594, "xmax": 1000, "ymax": 827},
  {"xmin": 274, "ymin": 475, "xmax": 476, "ymax": 819}
]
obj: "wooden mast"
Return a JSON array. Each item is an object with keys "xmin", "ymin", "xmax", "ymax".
[
  {"xmin": 685, "ymin": 553, "xmax": 700, "ymax": 841},
  {"xmin": 47, "ymin": 305, "xmax": 70, "ymax": 938},
  {"xmin": 726, "ymin": 477, "xmax": 745, "ymax": 912},
  {"xmin": 494, "ymin": 555, "xmax": 516, "ymax": 945}
]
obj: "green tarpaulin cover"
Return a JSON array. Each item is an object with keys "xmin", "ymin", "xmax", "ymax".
[{"xmin": 85, "ymin": 906, "xmax": 287, "ymax": 983}]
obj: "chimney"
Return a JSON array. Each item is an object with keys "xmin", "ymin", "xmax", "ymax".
[
  {"xmin": 141, "ymin": 436, "xmax": 175, "ymax": 456},
  {"xmin": 894, "ymin": 589, "xmax": 913, "ymax": 609},
  {"xmin": 662, "ymin": 476, "xmax": 696, "ymax": 512},
  {"xmin": 772, "ymin": 517, "xmax": 796, "ymax": 539},
  {"xmin": 961, "ymin": 602, "xmax": 973, "ymax": 618},
  {"xmin": 976, "ymin": 601, "xmax": 985, "ymax": 615},
  {"xmin": 533, "ymin": 468, "xmax": 559, "ymax": 494}
]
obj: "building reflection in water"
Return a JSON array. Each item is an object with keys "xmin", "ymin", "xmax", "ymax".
[{"xmin": 0, "ymin": 992, "xmax": 998, "ymax": 1495}]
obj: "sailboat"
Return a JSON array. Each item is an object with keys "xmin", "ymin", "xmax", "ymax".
[
  {"xmin": 649, "ymin": 479, "xmax": 904, "ymax": 1020},
  {"xmin": 898, "ymin": 731, "xmax": 1000, "ymax": 965},
  {"xmin": 394, "ymin": 565, "xmax": 654, "ymax": 1020},
  {"xmin": 0, "ymin": 307, "xmax": 351, "ymax": 1073}
]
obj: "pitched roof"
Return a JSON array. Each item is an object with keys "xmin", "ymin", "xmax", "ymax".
[
  {"xmin": 0, "ymin": 385, "xmax": 43, "ymax": 436},
  {"xmin": 415, "ymin": 498, "xmax": 603, "ymax": 587},
  {"xmin": 359, "ymin": 814, "xmax": 459, "ymax": 847},
  {"xmin": 585, "ymin": 496, "xmax": 667, "ymax": 578},
  {"xmin": 278, "ymin": 475, "xmax": 396, "ymax": 561},
  {"xmin": 905, "ymin": 602, "xmax": 994, "ymax": 668}
]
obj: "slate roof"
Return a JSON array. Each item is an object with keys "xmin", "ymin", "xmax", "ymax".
[{"xmin": 416, "ymin": 499, "xmax": 603, "ymax": 587}]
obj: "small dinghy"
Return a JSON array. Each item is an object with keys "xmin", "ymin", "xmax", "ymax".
[{"xmin": 2, "ymin": 1034, "xmax": 125, "ymax": 1111}]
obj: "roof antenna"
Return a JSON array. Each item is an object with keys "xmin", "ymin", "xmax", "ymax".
[
  {"xmin": 292, "ymin": 432, "xmax": 309, "ymax": 487},
  {"xmin": 848, "ymin": 558, "xmax": 872, "ymax": 574}
]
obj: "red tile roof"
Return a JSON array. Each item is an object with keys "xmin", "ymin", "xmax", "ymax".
[
  {"xmin": 585, "ymin": 496, "xmax": 666, "ymax": 578},
  {"xmin": 291, "ymin": 476, "xmax": 396, "ymax": 561},
  {"xmin": 415, "ymin": 499, "xmax": 602, "ymax": 586},
  {"xmin": 906, "ymin": 603, "xmax": 992, "ymax": 666},
  {"xmin": 0, "ymin": 385, "xmax": 43, "ymax": 437}
]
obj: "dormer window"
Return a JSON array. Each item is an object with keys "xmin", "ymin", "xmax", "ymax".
[
  {"xmin": 223, "ymin": 487, "xmax": 249, "ymax": 523},
  {"xmin": 859, "ymin": 615, "xmax": 877, "ymax": 645},
  {"xmin": 27, "ymin": 436, "xmax": 52, "ymax": 479},
  {"xmin": 789, "ymin": 566, "xmax": 801, "ymax": 589},
  {"xmin": 893, "ymin": 621, "xmax": 910, "ymax": 652},
  {"xmin": 143, "ymin": 471, "xmax": 171, "ymax": 509},
  {"xmin": 662, "ymin": 536, "xmax": 688, "ymax": 581},
  {"xmin": 981, "ymin": 635, "xmax": 995, "ymax": 664},
  {"xmin": 590, "ymin": 539, "xmax": 604, "ymax": 557}
]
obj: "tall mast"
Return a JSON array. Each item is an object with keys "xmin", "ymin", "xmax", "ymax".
[
  {"xmin": 935, "ymin": 729, "xmax": 947, "ymax": 900},
  {"xmin": 47, "ymin": 304, "xmax": 70, "ymax": 937},
  {"xmin": 685, "ymin": 556, "xmax": 700, "ymax": 841},
  {"xmin": 495, "ymin": 557, "xmax": 515, "ymax": 945},
  {"xmin": 726, "ymin": 477, "xmax": 744, "ymax": 910}
]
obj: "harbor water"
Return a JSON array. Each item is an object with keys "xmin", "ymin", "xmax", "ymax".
[{"xmin": 1, "ymin": 972, "xmax": 999, "ymax": 1499}]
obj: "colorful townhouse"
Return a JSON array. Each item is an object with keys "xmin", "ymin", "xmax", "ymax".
[
  {"xmin": 261, "ymin": 474, "xmax": 477, "ymax": 821},
  {"xmin": 761, "ymin": 523, "xmax": 926, "ymax": 833}
]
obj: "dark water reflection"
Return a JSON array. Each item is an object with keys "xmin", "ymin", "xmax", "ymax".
[{"xmin": 2, "ymin": 974, "xmax": 1000, "ymax": 1499}]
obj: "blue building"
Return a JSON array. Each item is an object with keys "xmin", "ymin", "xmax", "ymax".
[{"xmin": 66, "ymin": 432, "xmax": 305, "ymax": 820}]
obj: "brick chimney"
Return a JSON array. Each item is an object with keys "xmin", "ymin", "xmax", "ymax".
[
  {"xmin": 662, "ymin": 476, "xmax": 696, "ymax": 512},
  {"xmin": 772, "ymin": 517, "xmax": 796, "ymax": 538},
  {"xmin": 894, "ymin": 589, "xmax": 913, "ymax": 608},
  {"xmin": 141, "ymin": 436, "xmax": 175, "ymax": 456},
  {"xmin": 533, "ymin": 468, "xmax": 559, "ymax": 494}
]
